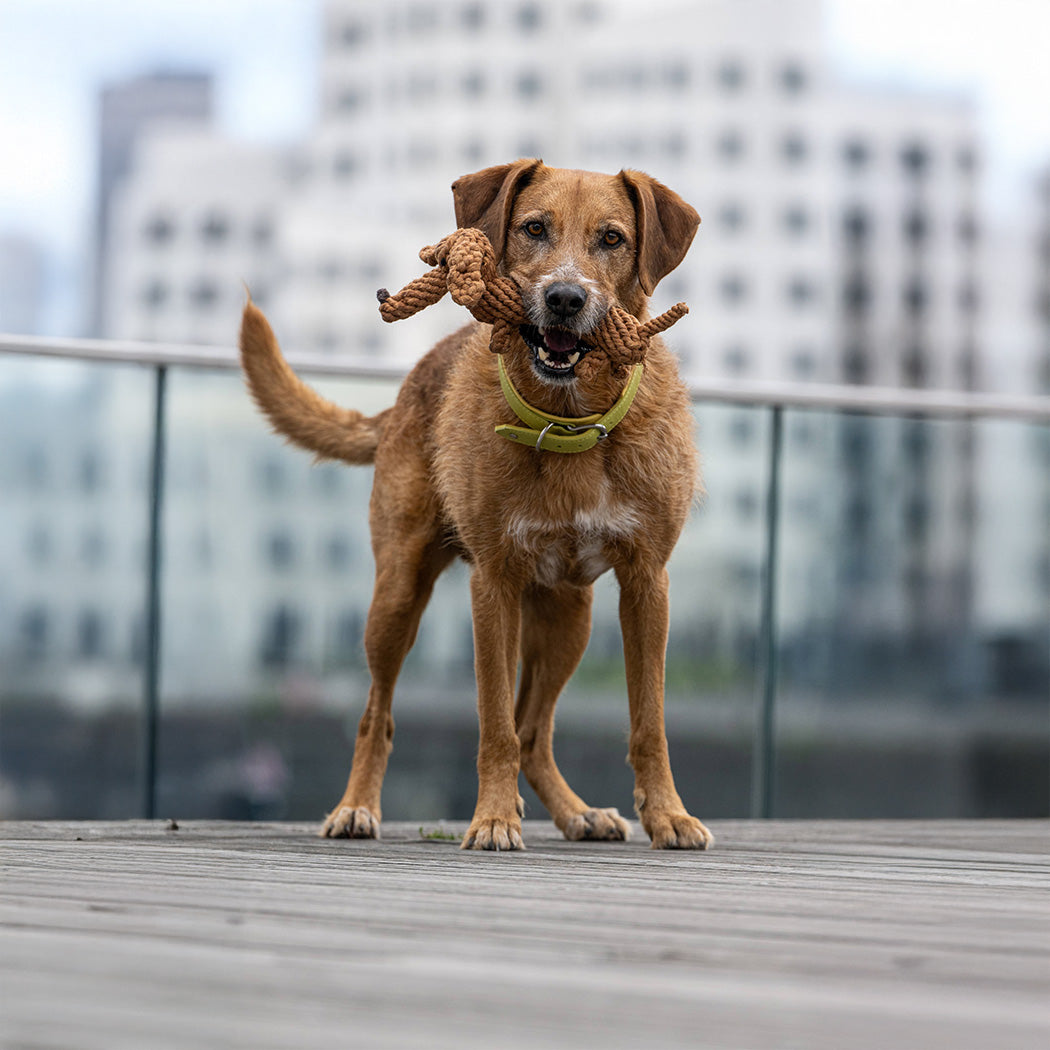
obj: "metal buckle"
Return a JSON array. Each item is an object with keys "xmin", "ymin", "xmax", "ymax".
[{"xmin": 534, "ymin": 421, "xmax": 609, "ymax": 452}]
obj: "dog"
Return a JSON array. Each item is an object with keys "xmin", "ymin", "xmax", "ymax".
[{"xmin": 239, "ymin": 160, "xmax": 712, "ymax": 850}]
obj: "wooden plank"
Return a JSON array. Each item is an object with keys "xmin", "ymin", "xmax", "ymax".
[{"xmin": 1, "ymin": 820, "xmax": 1047, "ymax": 1050}]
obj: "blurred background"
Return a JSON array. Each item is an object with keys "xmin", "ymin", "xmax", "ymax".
[{"xmin": 1, "ymin": 0, "xmax": 1047, "ymax": 823}]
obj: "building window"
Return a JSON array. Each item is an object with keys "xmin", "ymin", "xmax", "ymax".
[
  {"xmin": 782, "ymin": 204, "xmax": 810, "ymax": 236},
  {"xmin": 333, "ymin": 152, "xmax": 359, "ymax": 178},
  {"xmin": 339, "ymin": 20, "xmax": 366, "ymax": 48},
  {"xmin": 903, "ymin": 210, "xmax": 930, "ymax": 246},
  {"xmin": 326, "ymin": 536, "xmax": 351, "ymax": 570},
  {"xmin": 787, "ymin": 276, "xmax": 817, "ymax": 307},
  {"xmin": 145, "ymin": 215, "xmax": 174, "ymax": 244},
  {"xmin": 517, "ymin": 3, "xmax": 541, "ymax": 30},
  {"xmin": 665, "ymin": 63, "xmax": 689, "ymax": 91},
  {"xmin": 779, "ymin": 62, "xmax": 808, "ymax": 94},
  {"xmin": 902, "ymin": 345, "xmax": 928, "ymax": 386},
  {"xmin": 142, "ymin": 280, "xmax": 168, "ymax": 310},
  {"xmin": 957, "ymin": 144, "xmax": 978, "ymax": 174},
  {"xmin": 461, "ymin": 4, "xmax": 484, "ymax": 31},
  {"xmin": 791, "ymin": 348, "xmax": 817, "ymax": 378},
  {"xmin": 958, "ymin": 281, "xmax": 979, "ymax": 314},
  {"xmin": 462, "ymin": 71, "xmax": 485, "ymax": 96},
  {"xmin": 780, "ymin": 132, "xmax": 808, "ymax": 165},
  {"xmin": 717, "ymin": 60, "xmax": 745, "ymax": 92},
  {"xmin": 723, "ymin": 345, "xmax": 750, "ymax": 374},
  {"xmin": 842, "ymin": 138, "xmax": 871, "ymax": 170},
  {"xmin": 516, "ymin": 72, "xmax": 543, "ymax": 99},
  {"xmin": 843, "ymin": 273, "xmax": 871, "ymax": 315},
  {"xmin": 957, "ymin": 213, "xmax": 979, "ymax": 246},
  {"xmin": 267, "ymin": 532, "xmax": 294, "ymax": 570},
  {"xmin": 903, "ymin": 278, "xmax": 928, "ymax": 317},
  {"xmin": 259, "ymin": 604, "xmax": 301, "ymax": 668},
  {"xmin": 900, "ymin": 141, "xmax": 931, "ymax": 177},
  {"xmin": 720, "ymin": 274, "xmax": 748, "ymax": 304},
  {"xmin": 77, "ymin": 609, "xmax": 105, "ymax": 660},
  {"xmin": 201, "ymin": 213, "xmax": 229, "ymax": 243},
  {"xmin": 843, "ymin": 345, "xmax": 869, "ymax": 384},
  {"xmin": 190, "ymin": 279, "xmax": 219, "ymax": 308},
  {"xmin": 717, "ymin": 130, "xmax": 745, "ymax": 162},
  {"xmin": 81, "ymin": 527, "xmax": 106, "ymax": 568},
  {"xmin": 842, "ymin": 206, "xmax": 871, "ymax": 244},
  {"xmin": 21, "ymin": 607, "xmax": 49, "ymax": 659},
  {"xmin": 718, "ymin": 202, "xmax": 746, "ymax": 233},
  {"xmin": 27, "ymin": 524, "xmax": 52, "ymax": 564}
]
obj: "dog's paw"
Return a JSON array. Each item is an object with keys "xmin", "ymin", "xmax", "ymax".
[
  {"xmin": 320, "ymin": 805, "xmax": 380, "ymax": 840},
  {"xmin": 646, "ymin": 811, "xmax": 713, "ymax": 850},
  {"xmin": 563, "ymin": 807, "xmax": 631, "ymax": 842},
  {"xmin": 460, "ymin": 818, "xmax": 524, "ymax": 852}
]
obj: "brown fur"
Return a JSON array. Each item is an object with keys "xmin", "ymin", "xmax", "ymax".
[{"xmin": 239, "ymin": 161, "xmax": 712, "ymax": 850}]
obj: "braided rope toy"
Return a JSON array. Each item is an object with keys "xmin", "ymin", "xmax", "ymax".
[{"xmin": 376, "ymin": 227, "xmax": 688, "ymax": 381}]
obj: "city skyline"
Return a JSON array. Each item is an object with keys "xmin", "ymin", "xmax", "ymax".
[{"xmin": 1, "ymin": 0, "xmax": 1049, "ymax": 337}]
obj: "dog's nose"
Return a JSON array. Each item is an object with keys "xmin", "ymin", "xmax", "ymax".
[{"xmin": 545, "ymin": 281, "xmax": 587, "ymax": 319}]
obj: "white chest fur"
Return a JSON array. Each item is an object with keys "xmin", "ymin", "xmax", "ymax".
[{"xmin": 506, "ymin": 494, "xmax": 641, "ymax": 588}]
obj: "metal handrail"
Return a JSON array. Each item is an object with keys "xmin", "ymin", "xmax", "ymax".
[{"xmin": 3, "ymin": 331, "xmax": 1049, "ymax": 422}]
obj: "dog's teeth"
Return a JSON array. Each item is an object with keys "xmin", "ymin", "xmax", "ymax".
[
  {"xmin": 567, "ymin": 352, "xmax": 580, "ymax": 366},
  {"xmin": 538, "ymin": 347, "xmax": 551, "ymax": 363}
]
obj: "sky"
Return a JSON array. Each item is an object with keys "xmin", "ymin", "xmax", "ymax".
[{"xmin": 1, "ymin": 0, "xmax": 1048, "ymax": 333}]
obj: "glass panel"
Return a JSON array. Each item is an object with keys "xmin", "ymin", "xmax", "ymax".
[
  {"xmin": 774, "ymin": 411, "xmax": 1050, "ymax": 817},
  {"xmin": 155, "ymin": 375, "xmax": 768, "ymax": 823},
  {"xmin": 0, "ymin": 358, "xmax": 153, "ymax": 818}
]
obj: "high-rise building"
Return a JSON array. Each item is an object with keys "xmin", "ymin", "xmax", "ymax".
[
  {"xmin": 0, "ymin": 235, "xmax": 46, "ymax": 335},
  {"xmin": 93, "ymin": 71, "xmax": 213, "ymax": 336}
]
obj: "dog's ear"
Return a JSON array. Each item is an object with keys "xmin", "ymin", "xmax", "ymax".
[
  {"xmin": 452, "ymin": 159, "xmax": 543, "ymax": 260},
  {"xmin": 619, "ymin": 170, "xmax": 700, "ymax": 296}
]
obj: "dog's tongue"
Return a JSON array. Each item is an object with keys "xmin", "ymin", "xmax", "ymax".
[{"xmin": 543, "ymin": 328, "xmax": 579, "ymax": 354}]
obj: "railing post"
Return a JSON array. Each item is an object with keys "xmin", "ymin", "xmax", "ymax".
[
  {"xmin": 142, "ymin": 364, "xmax": 167, "ymax": 819},
  {"xmin": 751, "ymin": 405, "xmax": 783, "ymax": 818}
]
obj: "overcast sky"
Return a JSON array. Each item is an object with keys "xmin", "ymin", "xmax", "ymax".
[{"xmin": 1, "ymin": 0, "xmax": 1048, "ymax": 265}]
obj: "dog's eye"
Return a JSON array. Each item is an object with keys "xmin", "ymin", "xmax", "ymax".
[
  {"xmin": 602, "ymin": 230, "xmax": 624, "ymax": 247},
  {"xmin": 524, "ymin": 220, "xmax": 546, "ymax": 239}
]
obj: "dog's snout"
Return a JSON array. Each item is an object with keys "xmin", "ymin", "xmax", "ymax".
[{"xmin": 544, "ymin": 281, "xmax": 588, "ymax": 319}]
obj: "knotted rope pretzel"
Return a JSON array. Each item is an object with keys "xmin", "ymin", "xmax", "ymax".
[{"xmin": 376, "ymin": 227, "xmax": 688, "ymax": 381}]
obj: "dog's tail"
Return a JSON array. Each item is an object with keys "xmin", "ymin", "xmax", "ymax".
[{"xmin": 239, "ymin": 300, "xmax": 383, "ymax": 466}]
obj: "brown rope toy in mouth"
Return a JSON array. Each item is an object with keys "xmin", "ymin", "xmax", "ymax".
[{"xmin": 376, "ymin": 226, "xmax": 688, "ymax": 381}]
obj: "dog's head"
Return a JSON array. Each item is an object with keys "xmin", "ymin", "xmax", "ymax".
[{"xmin": 452, "ymin": 160, "xmax": 699, "ymax": 384}]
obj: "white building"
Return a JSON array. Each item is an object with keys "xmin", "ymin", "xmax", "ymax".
[{"xmin": 6, "ymin": 0, "xmax": 1045, "ymax": 709}]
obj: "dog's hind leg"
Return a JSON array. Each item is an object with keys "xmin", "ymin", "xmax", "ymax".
[
  {"xmin": 321, "ymin": 531, "xmax": 454, "ymax": 839},
  {"xmin": 515, "ymin": 582, "xmax": 631, "ymax": 842}
]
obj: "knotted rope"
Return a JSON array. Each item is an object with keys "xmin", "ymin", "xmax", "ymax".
[{"xmin": 376, "ymin": 227, "xmax": 688, "ymax": 380}]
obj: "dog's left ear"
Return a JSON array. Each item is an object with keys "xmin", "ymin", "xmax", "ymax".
[
  {"xmin": 619, "ymin": 170, "xmax": 700, "ymax": 296},
  {"xmin": 452, "ymin": 158, "xmax": 543, "ymax": 261}
]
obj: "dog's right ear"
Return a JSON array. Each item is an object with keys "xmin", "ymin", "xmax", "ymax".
[{"xmin": 452, "ymin": 159, "xmax": 542, "ymax": 261}]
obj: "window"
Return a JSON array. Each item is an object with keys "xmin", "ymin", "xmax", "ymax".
[
  {"xmin": 782, "ymin": 204, "xmax": 810, "ymax": 236},
  {"xmin": 517, "ymin": 3, "xmax": 541, "ymax": 30},
  {"xmin": 27, "ymin": 525, "xmax": 52, "ymax": 564},
  {"xmin": 326, "ymin": 536, "xmax": 351, "ymax": 570},
  {"xmin": 190, "ymin": 279, "xmax": 219, "ymax": 308},
  {"xmin": 900, "ymin": 141, "xmax": 931, "ymax": 177},
  {"xmin": 720, "ymin": 274, "xmax": 748, "ymax": 304},
  {"xmin": 462, "ymin": 71, "xmax": 485, "ymax": 97},
  {"xmin": 21, "ymin": 607, "xmax": 49, "ymax": 659},
  {"xmin": 779, "ymin": 62, "xmax": 808, "ymax": 94},
  {"xmin": 79, "ymin": 452, "xmax": 102, "ymax": 492},
  {"xmin": 77, "ymin": 610, "xmax": 105, "ymax": 660},
  {"xmin": 843, "ymin": 273, "xmax": 871, "ymax": 315},
  {"xmin": 842, "ymin": 206, "xmax": 871, "ymax": 244},
  {"xmin": 903, "ymin": 210, "xmax": 929, "ymax": 246},
  {"xmin": 142, "ymin": 280, "xmax": 168, "ymax": 309},
  {"xmin": 787, "ymin": 277, "xmax": 817, "ymax": 307},
  {"xmin": 145, "ymin": 215, "xmax": 174, "ymax": 244},
  {"xmin": 201, "ymin": 213, "xmax": 229, "ymax": 243},
  {"xmin": 780, "ymin": 132, "xmax": 808, "ymax": 165},
  {"xmin": 717, "ymin": 60, "xmax": 745, "ymax": 92},
  {"xmin": 517, "ymin": 72, "xmax": 543, "ymax": 100},
  {"xmin": 842, "ymin": 138, "xmax": 871, "ymax": 170},
  {"xmin": 81, "ymin": 527, "xmax": 106, "ymax": 568},
  {"xmin": 791, "ymin": 348, "xmax": 817, "ymax": 378},
  {"xmin": 723, "ymin": 345, "xmax": 750, "ymax": 374},
  {"xmin": 957, "ymin": 213, "xmax": 978, "ymax": 246},
  {"xmin": 842, "ymin": 345, "xmax": 869, "ymax": 384},
  {"xmin": 267, "ymin": 532, "xmax": 294, "ymax": 570},
  {"xmin": 903, "ymin": 278, "xmax": 928, "ymax": 317},
  {"xmin": 339, "ymin": 20, "xmax": 366, "ymax": 48},
  {"xmin": 717, "ymin": 130, "xmax": 745, "ymax": 162},
  {"xmin": 718, "ymin": 203, "xmax": 746, "ymax": 233},
  {"xmin": 259, "ymin": 604, "xmax": 301, "ymax": 668},
  {"xmin": 902, "ymin": 345, "xmax": 928, "ymax": 386}
]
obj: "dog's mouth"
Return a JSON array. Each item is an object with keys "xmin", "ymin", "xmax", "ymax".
[{"xmin": 519, "ymin": 325, "xmax": 592, "ymax": 380}]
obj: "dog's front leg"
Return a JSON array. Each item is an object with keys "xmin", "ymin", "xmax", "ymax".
[
  {"xmin": 462, "ymin": 566, "xmax": 526, "ymax": 851},
  {"xmin": 618, "ymin": 564, "xmax": 713, "ymax": 850}
]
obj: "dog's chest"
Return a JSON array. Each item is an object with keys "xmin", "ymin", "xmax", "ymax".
[{"xmin": 506, "ymin": 491, "xmax": 640, "ymax": 587}]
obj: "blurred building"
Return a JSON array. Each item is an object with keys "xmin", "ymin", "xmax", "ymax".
[
  {"xmin": 0, "ymin": 235, "xmax": 47, "ymax": 334},
  {"xmin": 93, "ymin": 71, "xmax": 213, "ymax": 337},
  {"xmin": 4, "ymin": 0, "xmax": 1046, "ymax": 709}
]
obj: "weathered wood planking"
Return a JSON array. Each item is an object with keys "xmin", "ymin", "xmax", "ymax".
[{"xmin": 2, "ymin": 820, "xmax": 1047, "ymax": 1050}]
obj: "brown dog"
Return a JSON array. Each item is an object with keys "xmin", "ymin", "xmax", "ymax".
[{"xmin": 239, "ymin": 160, "xmax": 712, "ymax": 850}]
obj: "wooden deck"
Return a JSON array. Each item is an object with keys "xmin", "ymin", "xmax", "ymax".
[{"xmin": 2, "ymin": 820, "xmax": 1047, "ymax": 1049}]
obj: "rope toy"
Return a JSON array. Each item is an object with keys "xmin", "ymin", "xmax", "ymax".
[{"xmin": 376, "ymin": 227, "xmax": 688, "ymax": 381}]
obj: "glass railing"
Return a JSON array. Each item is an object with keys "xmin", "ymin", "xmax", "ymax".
[{"xmin": 2, "ymin": 334, "xmax": 1047, "ymax": 822}]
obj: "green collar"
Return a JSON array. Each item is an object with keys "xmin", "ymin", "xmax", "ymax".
[{"xmin": 495, "ymin": 356, "xmax": 644, "ymax": 453}]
